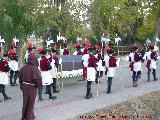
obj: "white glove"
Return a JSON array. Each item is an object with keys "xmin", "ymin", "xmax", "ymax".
[
  {"xmin": 59, "ymin": 58, "xmax": 62, "ymax": 64},
  {"xmin": 116, "ymin": 58, "xmax": 120, "ymax": 66}
]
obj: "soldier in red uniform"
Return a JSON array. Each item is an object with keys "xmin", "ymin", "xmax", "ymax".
[
  {"xmin": 132, "ymin": 46, "xmax": 142, "ymax": 87},
  {"xmin": 63, "ymin": 44, "xmax": 69, "ymax": 55},
  {"xmin": 129, "ymin": 44, "xmax": 137, "ymax": 72},
  {"xmin": 8, "ymin": 41, "xmax": 19, "ymax": 86},
  {"xmin": 24, "ymin": 42, "xmax": 36, "ymax": 63},
  {"xmin": 73, "ymin": 43, "xmax": 82, "ymax": 55},
  {"xmin": 50, "ymin": 48, "xmax": 60, "ymax": 93},
  {"xmin": 19, "ymin": 54, "xmax": 42, "ymax": 120},
  {"xmin": 38, "ymin": 48, "xmax": 57, "ymax": 101},
  {"xmin": 143, "ymin": 44, "xmax": 152, "ymax": 81},
  {"xmin": 85, "ymin": 48, "xmax": 98, "ymax": 99},
  {"xmin": 0, "ymin": 53, "xmax": 11, "ymax": 102},
  {"xmin": 82, "ymin": 45, "xmax": 90, "ymax": 81},
  {"xmin": 83, "ymin": 47, "xmax": 88, "ymax": 55},
  {"xmin": 95, "ymin": 44, "xmax": 104, "ymax": 84},
  {"xmin": 150, "ymin": 45, "xmax": 158, "ymax": 81},
  {"xmin": 82, "ymin": 42, "xmax": 91, "ymax": 55},
  {"xmin": 51, "ymin": 44, "xmax": 57, "ymax": 53},
  {"xmin": 104, "ymin": 49, "xmax": 117, "ymax": 93}
]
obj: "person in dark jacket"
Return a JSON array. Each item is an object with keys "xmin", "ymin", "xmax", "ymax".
[{"xmin": 19, "ymin": 54, "xmax": 42, "ymax": 120}]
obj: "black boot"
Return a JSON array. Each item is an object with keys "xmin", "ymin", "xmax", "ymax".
[
  {"xmin": 45, "ymin": 86, "xmax": 48, "ymax": 94},
  {"xmin": 85, "ymin": 88, "xmax": 91, "ymax": 99},
  {"xmin": 2, "ymin": 91, "xmax": 11, "ymax": 100},
  {"xmin": 95, "ymin": 72, "xmax": 100, "ymax": 84},
  {"xmin": 48, "ymin": 85, "xmax": 57, "ymax": 100},
  {"xmin": 95, "ymin": 77, "xmax": 98, "ymax": 84},
  {"xmin": 52, "ymin": 78, "xmax": 59, "ymax": 93},
  {"xmin": 135, "ymin": 76, "xmax": 139, "ymax": 87},
  {"xmin": 133, "ymin": 81, "xmax": 138, "ymax": 87},
  {"xmin": 95, "ymin": 71, "xmax": 99, "ymax": 84},
  {"xmin": 135, "ymin": 81, "xmax": 138, "ymax": 87},
  {"xmin": 49, "ymin": 93, "xmax": 57, "ymax": 100},
  {"xmin": 13, "ymin": 75, "xmax": 18, "ymax": 86},
  {"xmin": 38, "ymin": 86, "xmax": 44, "ymax": 101},
  {"xmin": 132, "ymin": 73, "xmax": 137, "ymax": 87},
  {"xmin": 89, "ymin": 92, "xmax": 93, "ymax": 98},
  {"xmin": 107, "ymin": 85, "xmax": 111, "ymax": 94},
  {"xmin": 153, "ymin": 70, "xmax": 158, "ymax": 81},
  {"xmin": 100, "ymin": 71, "xmax": 103, "ymax": 77},
  {"xmin": 10, "ymin": 77, "xmax": 14, "ymax": 86},
  {"xmin": 147, "ymin": 70, "xmax": 150, "ymax": 82}
]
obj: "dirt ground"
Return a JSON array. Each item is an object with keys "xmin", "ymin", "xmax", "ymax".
[{"xmin": 73, "ymin": 90, "xmax": 160, "ymax": 120}]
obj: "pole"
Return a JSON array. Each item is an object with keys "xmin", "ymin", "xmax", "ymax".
[
  {"xmin": 117, "ymin": 45, "xmax": 119, "ymax": 56},
  {"xmin": 97, "ymin": 47, "xmax": 103, "ymax": 96},
  {"xmin": 118, "ymin": 46, "xmax": 123, "ymax": 91},
  {"xmin": 96, "ymin": 68, "xmax": 100, "ymax": 96},
  {"xmin": 60, "ymin": 44, "xmax": 64, "ymax": 91},
  {"xmin": 120, "ymin": 58, "xmax": 123, "ymax": 91},
  {"xmin": 56, "ymin": 66, "xmax": 61, "ymax": 93}
]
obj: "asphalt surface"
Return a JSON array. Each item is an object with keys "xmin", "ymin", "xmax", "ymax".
[{"xmin": 0, "ymin": 57, "xmax": 160, "ymax": 120}]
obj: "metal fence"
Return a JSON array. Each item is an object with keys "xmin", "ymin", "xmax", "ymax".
[{"xmin": 57, "ymin": 55, "xmax": 83, "ymax": 71}]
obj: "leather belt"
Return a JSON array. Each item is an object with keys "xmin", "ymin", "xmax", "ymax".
[{"xmin": 23, "ymin": 82, "xmax": 35, "ymax": 86}]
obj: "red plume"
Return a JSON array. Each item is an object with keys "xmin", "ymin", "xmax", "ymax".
[
  {"xmin": 95, "ymin": 44, "xmax": 100, "ymax": 49},
  {"xmin": 38, "ymin": 48, "xmax": 44, "ymax": 54},
  {"xmin": 73, "ymin": 43, "xmax": 80, "ymax": 47},
  {"xmin": 27, "ymin": 42, "xmax": 33, "ymax": 49},
  {"xmin": 8, "ymin": 49, "xmax": 15, "ymax": 55}
]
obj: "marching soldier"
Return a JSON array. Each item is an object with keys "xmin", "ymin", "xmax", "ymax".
[
  {"xmin": 104, "ymin": 49, "xmax": 117, "ymax": 94},
  {"xmin": 51, "ymin": 44, "xmax": 57, "ymax": 52},
  {"xmin": 0, "ymin": 53, "xmax": 11, "ymax": 102},
  {"xmin": 83, "ymin": 42, "xmax": 91, "ymax": 55},
  {"xmin": 143, "ymin": 44, "xmax": 152, "ymax": 81},
  {"xmin": 38, "ymin": 48, "xmax": 57, "ymax": 101},
  {"xmin": 73, "ymin": 43, "xmax": 83, "ymax": 55},
  {"xmin": 85, "ymin": 48, "xmax": 97, "ymax": 99},
  {"xmin": 149, "ymin": 45, "xmax": 158, "ymax": 81},
  {"xmin": 19, "ymin": 54, "xmax": 42, "ymax": 120},
  {"xmin": 95, "ymin": 44, "xmax": 105, "ymax": 84},
  {"xmin": 82, "ymin": 44, "xmax": 90, "ymax": 81},
  {"xmin": 129, "ymin": 45, "xmax": 136, "ymax": 72},
  {"xmin": 49, "ymin": 48, "xmax": 60, "ymax": 93},
  {"xmin": 24, "ymin": 42, "xmax": 36, "ymax": 63},
  {"xmin": 63, "ymin": 43, "xmax": 69, "ymax": 55},
  {"xmin": 8, "ymin": 41, "xmax": 19, "ymax": 86},
  {"xmin": 132, "ymin": 45, "xmax": 142, "ymax": 87}
]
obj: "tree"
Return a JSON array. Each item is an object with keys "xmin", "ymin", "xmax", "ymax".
[
  {"xmin": 151, "ymin": 0, "xmax": 160, "ymax": 43},
  {"xmin": 34, "ymin": 0, "xmax": 84, "ymax": 44},
  {"xmin": 0, "ymin": 0, "xmax": 87, "ymax": 47},
  {"xmin": 0, "ymin": 0, "xmax": 38, "ymax": 46},
  {"xmin": 89, "ymin": 0, "xmax": 146, "ymax": 43}
]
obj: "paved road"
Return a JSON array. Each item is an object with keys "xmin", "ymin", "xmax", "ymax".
[{"xmin": 0, "ymin": 59, "xmax": 160, "ymax": 120}]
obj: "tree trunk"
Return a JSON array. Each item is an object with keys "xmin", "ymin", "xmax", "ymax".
[{"xmin": 152, "ymin": 10, "xmax": 160, "ymax": 44}]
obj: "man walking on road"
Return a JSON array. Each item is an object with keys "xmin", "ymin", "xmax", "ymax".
[
  {"xmin": 0, "ymin": 52, "xmax": 11, "ymax": 102},
  {"xmin": 19, "ymin": 54, "xmax": 42, "ymax": 120}
]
